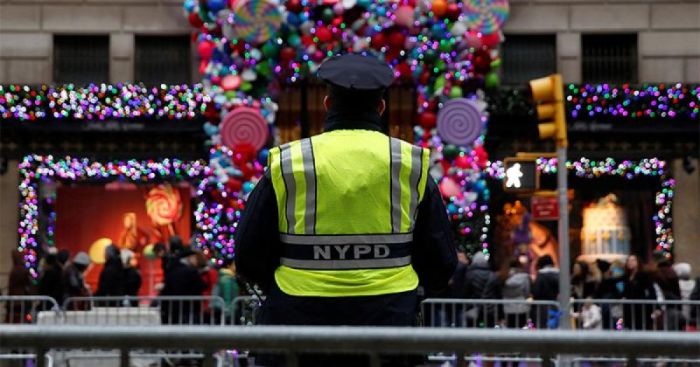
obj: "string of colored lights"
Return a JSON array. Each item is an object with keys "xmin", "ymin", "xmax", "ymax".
[
  {"xmin": 18, "ymin": 155, "xmax": 674, "ymax": 275},
  {"xmin": 2, "ymin": 83, "xmax": 697, "ymax": 123},
  {"xmin": 1, "ymin": 84, "xmax": 209, "ymax": 122},
  {"xmin": 488, "ymin": 157, "xmax": 674, "ymax": 256},
  {"xmin": 18, "ymin": 155, "xmax": 209, "ymax": 276},
  {"xmin": 566, "ymin": 83, "xmax": 699, "ymax": 121}
]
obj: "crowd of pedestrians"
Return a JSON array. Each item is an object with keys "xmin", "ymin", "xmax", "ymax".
[
  {"xmin": 3, "ymin": 236, "xmax": 243, "ymax": 325},
  {"xmin": 439, "ymin": 250, "xmax": 700, "ymax": 331}
]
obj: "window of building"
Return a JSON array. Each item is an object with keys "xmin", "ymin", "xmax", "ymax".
[
  {"xmin": 135, "ymin": 36, "xmax": 192, "ymax": 85},
  {"xmin": 582, "ymin": 34, "xmax": 638, "ymax": 83},
  {"xmin": 501, "ymin": 35, "xmax": 557, "ymax": 85},
  {"xmin": 54, "ymin": 35, "xmax": 110, "ymax": 85}
]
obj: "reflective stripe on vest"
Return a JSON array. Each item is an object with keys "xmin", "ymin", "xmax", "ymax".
[{"xmin": 268, "ymin": 130, "xmax": 429, "ymax": 297}]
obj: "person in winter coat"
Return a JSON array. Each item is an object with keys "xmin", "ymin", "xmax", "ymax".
[
  {"xmin": 38, "ymin": 249, "xmax": 64, "ymax": 309},
  {"xmin": 160, "ymin": 248, "xmax": 207, "ymax": 324},
  {"xmin": 673, "ymin": 262, "xmax": 696, "ymax": 326},
  {"xmin": 531, "ymin": 255, "xmax": 559, "ymax": 329},
  {"xmin": 121, "ymin": 249, "xmax": 142, "ymax": 305},
  {"xmin": 62, "ymin": 252, "xmax": 91, "ymax": 310},
  {"xmin": 623, "ymin": 254, "xmax": 656, "ymax": 330},
  {"xmin": 502, "ymin": 259, "xmax": 531, "ymax": 328},
  {"xmin": 572, "ymin": 298, "xmax": 602, "ymax": 330},
  {"xmin": 596, "ymin": 259, "xmax": 626, "ymax": 329},
  {"xmin": 461, "ymin": 252, "xmax": 495, "ymax": 326},
  {"xmin": 649, "ymin": 251, "xmax": 682, "ymax": 330},
  {"xmin": 95, "ymin": 245, "xmax": 126, "ymax": 300},
  {"xmin": 5, "ymin": 250, "xmax": 34, "ymax": 323},
  {"xmin": 215, "ymin": 258, "xmax": 240, "ymax": 323},
  {"xmin": 689, "ymin": 276, "xmax": 700, "ymax": 327},
  {"xmin": 571, "ymin": 261, "xmax": 599, "ymax": 301}
]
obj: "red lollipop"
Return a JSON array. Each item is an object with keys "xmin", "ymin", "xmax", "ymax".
[{"xmin": 220, "ymin": 107, "xmax": 269, "ymax": 151}]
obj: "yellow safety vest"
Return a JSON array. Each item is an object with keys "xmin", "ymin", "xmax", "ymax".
[{"xmin": 267, "ymin": 129, "xmax": 430, "ymax": 297}]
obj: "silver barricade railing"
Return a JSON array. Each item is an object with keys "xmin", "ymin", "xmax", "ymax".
[
  {"xmin": 2, "ymin": 325, "xmax": 699, "ymax": 367},
  {"xmin": 0, "ymin": 296, "xmax": 61, "ymax": 325},
  {"xmin": 61, "ymin": 296, "xmax": 227, "ymax": 326},
  {"xmin": 230, "ymin": 295, "xmax": 265, "ymax": 325},
  {"xmin": 570, "ymin": 298, "xmax": 700, "ymax": 331},
  {"xmin": 421, "ymin": 298, "xmax": 561, "ymax": 329}
]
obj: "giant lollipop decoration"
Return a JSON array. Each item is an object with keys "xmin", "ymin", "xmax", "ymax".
[
  {"xmin": 220, "ymin": 106, "xmax": 269, "ymax": 151},
  {"xmin": 146, "ymin": 184, "xmax": 183, "ymax": 226},
  {"xmin": 436, "ymin": 98, "xmax": 484, "ymax": 147},
  {"xmin": 226, "ymin": 0, "xmax": 282, "ymax": 45},
  {"xmin": 462, "ymin": 0, "xmax": 509, "ymax": 35}
]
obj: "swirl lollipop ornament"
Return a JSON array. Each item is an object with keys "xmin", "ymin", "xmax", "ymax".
[
  {"xmin": 462, "ymin": 0, "xmax": 509, "ymax": 35},
  {"xmin": 436, "ymin": 98, "xmax": 485, "ymax": 147},
  {"xmin": 226, "ymin": 0, "xmax": 282, "ymax": 45},
  {"xmin": 220, "ymin": 106, "xmax": 270, "ymax": 151},
  {"xmin": 146, "ymin": 184, "xmax": 183, "ymax": 226}
]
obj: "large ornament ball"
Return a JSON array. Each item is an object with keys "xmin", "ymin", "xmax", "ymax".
[
  {"xmin": 184, "ymin": 0, "xmax": 197, "ymax": 12},
  {"xmin": 226, "ymin": 178, "xmax": 243, "ymax": 193},
  {"xmin": 280, "ymin": 47, "xmax": 296, "ymax": 61},
  {"xmin": 198, "ymin": 40, "xmax": 215, "ymax": 59},
  {"xmin": 287, "ymin": 33, "xmax": 302, "ymax": 47},
  {"xmin": 261, "ymin": 42, "xmax": 279, "ymax": 58},
  {"xmin": 473, "ymin": 49, "xmax": 492, "ymax": 74},
  {"xmin": 316, "ymin": 27, "xmax": 333, "ymax": 43},
  {"xmin": 442, "ymin": 145, "xmax": 459, "ymax": 160},
  {"xmin": 143, "ymin": 244, "xmax": 157, "ymax": 260},
  {"xmin": 221, "ymin": 75, "xmax": 241, "ymax": 91},
  {"xmin": 286, "ymin": 0, "xmax": 303, "ymax": 12},
  {"xmin": 188, "ymin": 12, "xmax": 205, "ymax": 28},
  {"xmin": 242, "ymin": 181, "xmax": 255, "ymax": 194},
  {"xmin": 449, "ymin": 86, "xmax": 463, "ymax": 98},
  {"xmin": 465, "ymin": 31, "xmax": 482, "ymax": 48},
  {"xmin": 207, "ymin": 0, "xmax": 226, "ymax": 13},
  {"xmin": 455, "ymin": 155, "xmax": 472, "ymax": 169},
  {"xmin": 485, "ymin": 72, "xmax": 500, "ymax": 89},
  {"xmin": 481, "ymin": 32, "xmax": 501, "ymax": 48},
  {"xmin": 258, "ymin": 148, "xmax": 270, "ymax": 164},
  {"xmin": 431, "ymin": 0, "xmax": 447, "ymax": 17},
  {"xmin": 371, "ymin": 32, "xmax": 386, "ymax": 50},
  {"xmin": 439, "ymin": 177, "xmax": 462, "ymax": 198},
  {"xmin": 388, "ymin": 31, "xmax": 406, "ymax": 48},
  {"xmin": 357, "ymin": 0, "xmax": 371, "ymax": 8},
  {"xmin": 450, "ymin": 21, "xmax": 468, "ymax": 37},
  {"xmin": 447, "ymin": 203, "xmax": 458, "ymax": 215},
  {"xmin": 394, "ymin": 6, "xmax": 415, "ymax": 27},
  {"xmin": 322, "ymin": 7, "xmax": 335, "ymax": 22},
  {"xmin": 445, "ymin": 3, "xmax": 460, "ymax": 20},
  {"xmin": 418, "ymin": 112, "xmax": 437, "ymax": 129},
  {"xmin": 396, "ymin": 62, "xmax": 412, "ymax": 81}
]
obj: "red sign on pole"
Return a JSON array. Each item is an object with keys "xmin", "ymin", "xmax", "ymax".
[{"xmin": 531, "ymin": 196, "xmax": 559, "ymax": 221}]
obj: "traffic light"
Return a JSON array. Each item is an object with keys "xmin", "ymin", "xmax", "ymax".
[
  {"xmin": 502, "ymin": 158, "xmax": 539, "ymax": 192},
  {"xmin": 529, "ymin": 74, "xmax": 567, "ymax": 148}
]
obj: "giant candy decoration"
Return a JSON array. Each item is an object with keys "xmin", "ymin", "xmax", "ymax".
[
  {"xmin": 220, "ymin": 106, "xmax": 269, "ymax": 151},
  {"xmin": 436, "ymin": 98, "xmax": 484, "ymax": 147},
  {"xmin": 146, "ymin": 184, "xmax": 183, "ymax": 226}
]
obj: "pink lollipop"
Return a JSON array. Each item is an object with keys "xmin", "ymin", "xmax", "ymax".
[
  {"xmin": 220, "ymin": 107, "xmax": 269, "ymax": 150},
  {"xmin": 437, "ymin": 98, "xmax": 484, "ymax": 147}
]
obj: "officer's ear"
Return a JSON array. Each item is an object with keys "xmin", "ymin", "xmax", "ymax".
[
  {"xmin": 323, "ymin": 95, "xmax": 331, "ymax": 111},
  {"xmin": 378, "ymin": 99, "xmax": 386, "ymax": 116}
]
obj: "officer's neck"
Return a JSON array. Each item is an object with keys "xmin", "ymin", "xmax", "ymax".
[{"xmin": 323, "ymin": 109, "xmax": 383, "ymax": 133}]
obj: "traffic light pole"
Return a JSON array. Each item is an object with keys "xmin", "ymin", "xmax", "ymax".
[{"xmin": 557, "ymin": 145, "xmax": 571, "ymax": 330}]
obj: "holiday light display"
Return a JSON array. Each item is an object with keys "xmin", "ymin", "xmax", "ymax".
[
  {"xmin": 18, "ymin": 155, "xmax": 674, "ymax": 275},
  {"xmin": 567, "ymin": 84, "xmax": 699, "ymax": 121},
  {"xmin": 0, "ymin": 84, "xmax": 208, "ymax": 122},
  {"xmin": 487, "ymin": 157, "xmax": 674, "ymax": 257},
  {"xmin": 18, "ymin": 156, "xmax": 208, "ymax": 275}
]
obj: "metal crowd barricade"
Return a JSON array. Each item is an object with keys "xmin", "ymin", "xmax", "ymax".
[
  {"xmin": 2, "ymin": 325, "xmax": 699, "ymax": 367},
  {"xmin": 230, "ymin": 295, "xmax": 265, "ymax": 325},
  {"xmin": 570, "ymin": 298, "xmax": 700, "ymax": 331},
  {"xmin": 421, "ymin": 298, "xmax": 561, "ymax": 329},
  {"xmin": 0, "ymin": 295, "xmax": 61, "ymax": 325},
  {"xmin": 60, "ymin": 296, "xmax": 227, "ymax": 326}
]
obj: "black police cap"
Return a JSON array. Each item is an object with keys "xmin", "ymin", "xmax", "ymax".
[{"xmin": 317, "ymin": 53, "xmax": 394, "ymax": 90}]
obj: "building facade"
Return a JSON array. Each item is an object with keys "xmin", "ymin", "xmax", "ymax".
[{"xmin": 0, "ymin": 0, "xmax": 699, "ymax": 287}]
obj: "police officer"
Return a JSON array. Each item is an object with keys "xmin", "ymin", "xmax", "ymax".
[{"xmin": 235, "ymin": 53, "xmax": 456, "ymax": 342}]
